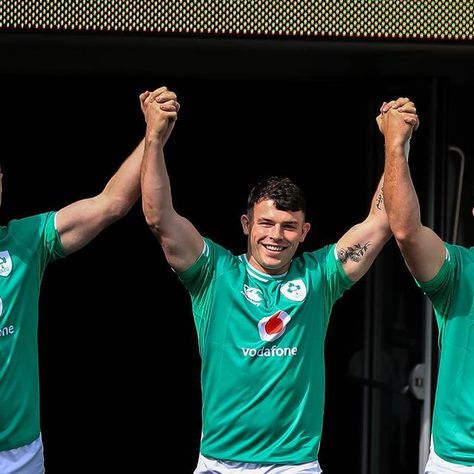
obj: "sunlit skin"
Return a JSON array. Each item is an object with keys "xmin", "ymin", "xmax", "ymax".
[{"xmin": 240, "ymin": 199, "xmax": 311, "ymax": 275}]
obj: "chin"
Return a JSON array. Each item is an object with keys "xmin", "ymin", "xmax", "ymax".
[{"xmin": 262, "ymin": 260, "xmax": 287, "ymax": 273}]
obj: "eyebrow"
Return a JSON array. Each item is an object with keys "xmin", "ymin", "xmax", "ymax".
[{"xmin": 257, "ymin": 217, "xmax": 299, "ymax": 225}]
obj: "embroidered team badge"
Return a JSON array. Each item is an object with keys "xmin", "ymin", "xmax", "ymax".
[
  {"xmin": 241, "ymin": 284, "xmax": 263, "ymax": 306},
  {"xmin": 258, "ymin": 310, "xmax": 291, "ymax": 342},
  {"xmin": 0, "ymin": 251, "xmax": 12, "ymax": 277},
  {"xmin": 280, "ymin": 279, "xmax": 307, "ymax": 302}
]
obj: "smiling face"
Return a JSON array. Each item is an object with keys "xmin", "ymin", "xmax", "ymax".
[{"xmin": 241, "ymin": 199, "xmax": 310, "ymax": 275}]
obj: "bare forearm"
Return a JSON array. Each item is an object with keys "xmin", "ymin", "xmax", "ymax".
[
  {"xmin": 368, "ymin": 175, "xmax": 389, "ymax": 224},
  {"xmin": 141, "ymin": 137, "xmax": 175, "ymax": 228},
  {"xmin": 384, "ymin": 142, "xmax": 421, "ymax": 239},
  {"xmin": 336, "ymin": 173, "xmax": 392, "ymax": 281},
  {"xmin": 101, "ymin": 139, "xmax": 144, "ymax": 215}
]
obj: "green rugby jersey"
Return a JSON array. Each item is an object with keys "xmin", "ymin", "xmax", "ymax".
[
  {"xmin": 0, "ymin": 212, "xmax": 65, "ymax": 451},
  {"xmin": 178, "ymin": 238, "xmax": 353, "ymax": 464},
  {"xmin": 417, "ymin": 243, "xmax": 474, "ymax": 466}
]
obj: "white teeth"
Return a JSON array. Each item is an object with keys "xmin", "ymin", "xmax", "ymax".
[{"xmin": 264, "ymin": 244, "xmax": 284, "ymax": 251}]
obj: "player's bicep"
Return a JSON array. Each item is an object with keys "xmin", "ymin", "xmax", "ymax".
[
  {"xmin": 149, "ymin": 213, "xmax": 204, "ymax": 273},
  {"xmin": 56, "ymin": 196, "xmax": 112, "ymax": 255},
  {"xmin": 396, "ymin": 225, "xmax": 446, "ymax": 282},
  {"xmin": 336, "ymin": 216, "xmax": 391, "ymax": 282}
]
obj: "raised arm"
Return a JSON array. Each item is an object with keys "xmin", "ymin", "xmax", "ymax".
[
  {"xmin": 378, "ymin": 98, "xmax": 445, "ymax": 282},
  {"xmin": 140, "ymin": 87, "xmax": 203, "ymax": 272},
  {"xmin": 56, "ymin": 136, "xmax": 144, "ymax": 255},
  {"xmin": 335, "ymin": 174, "xmax": 391, "ymax": 282}
]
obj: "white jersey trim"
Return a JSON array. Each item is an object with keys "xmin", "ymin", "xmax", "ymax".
[
  {"xmin": 425, "ymin": 447, "xmax": 474, "ymax": 473},
  {"xmin": 194, "ymin": 453, "xmax": 322, "ymax": 474},
  {"xmin": 240, "ymin": 254, "xmax": 288, "ymax": 283},
  {"xmin": 0, "ymin": 435, "xmax": 44, "ymax": 474}
]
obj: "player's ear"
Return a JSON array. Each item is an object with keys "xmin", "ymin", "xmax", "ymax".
[
  {"xmin": 300, "ymin": 222, "xmax": 311, "ymax": 242},
  {"xmin": 241, "ymin": 214, "xmax": 250, "ymax": 235}
]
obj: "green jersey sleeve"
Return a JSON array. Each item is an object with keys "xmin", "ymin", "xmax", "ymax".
[
  {"xmin": 9, "ymin": 212, "xmax": 66, "ymax": 273},
  {"xmin": 177, "ymin": 238, "xmax": 236, "ymax": 340},
  {"xmin": 416, "ymin": 244, "xmax": 455, "ymax": 334},
  {"xmin": 303, "ymin": 244, "xmax": 354, "ymax": 328},
  {"xmin": 324, "ymin": 243, "xmax": 355, "ymax": 304}
]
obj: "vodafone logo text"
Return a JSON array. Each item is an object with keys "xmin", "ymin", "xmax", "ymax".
[{"xmin": 241, "ymin": 346, "xmax": 298, "ymax": 357}]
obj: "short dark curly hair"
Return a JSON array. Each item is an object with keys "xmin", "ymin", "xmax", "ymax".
[{"xmin": 247, "ymin": 176, "xmax": 306, "ymax": 216}]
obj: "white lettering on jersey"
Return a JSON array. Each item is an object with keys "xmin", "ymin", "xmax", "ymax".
[
  {"xmin": 0, "ymin": 325, "xmax": 15, "ymax": 337},
  {"xmin": 241, "ymin": 346, "xmax": 298, "ymax": 357}
]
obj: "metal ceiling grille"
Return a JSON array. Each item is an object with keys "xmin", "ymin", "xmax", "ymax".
[{"xmin": 1, "ymin": 1, "xmax": 472, "ymax": 41}]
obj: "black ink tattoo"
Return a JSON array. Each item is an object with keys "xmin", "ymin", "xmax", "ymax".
[
  {"xmin": 376, "ymin": 187, "xmax": 384, "ymax": 210},
  {"xmin": 337, "ymin": 242, "xmax": 371, "ymax": 264}
]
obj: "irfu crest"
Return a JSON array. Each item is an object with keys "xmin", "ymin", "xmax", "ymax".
[{"xmin": 0, "ymin": 251, "xmax": 12, "ymax": 277}]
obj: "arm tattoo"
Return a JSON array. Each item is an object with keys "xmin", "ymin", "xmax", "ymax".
[
  {"xmin": 376, "ymin": 187, "xmax": 384, "ymax": 210},
  {"xmin": 337, "ymin": 242, "xmax": 371, "ymax": 264}
]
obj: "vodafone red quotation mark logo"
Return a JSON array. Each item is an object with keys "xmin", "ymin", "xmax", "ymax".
[{"xmin": 258, "ymin": 310, "xmax": 291, "ymax": 342}]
